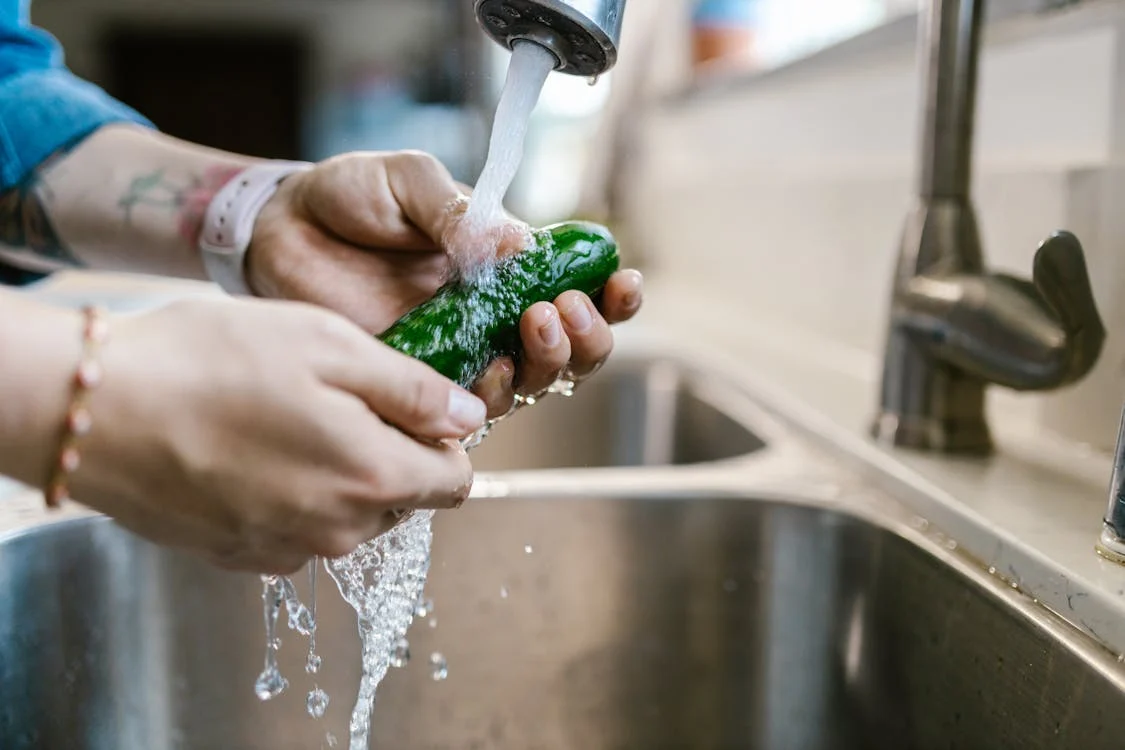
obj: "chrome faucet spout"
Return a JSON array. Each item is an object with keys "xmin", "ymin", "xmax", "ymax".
[
  {"xmin": 871, "ymin": 0, "xmax": 1105, "ymax": 455},
  {"xmin": 474, "ymin": 0, "xmax": 627, "ymax": 77}
]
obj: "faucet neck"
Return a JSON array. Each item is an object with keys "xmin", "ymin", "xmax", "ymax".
[{"xmin": 917, "ymin": 0, "xmax": 983, "ymax": 201}]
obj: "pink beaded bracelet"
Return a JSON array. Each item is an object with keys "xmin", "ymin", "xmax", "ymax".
[{"xmin": 45, "ymin": 306, "xmax": 108, "ymax": 509}]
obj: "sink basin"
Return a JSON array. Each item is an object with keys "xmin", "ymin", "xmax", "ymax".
[
  {"xmin": 2, "ymin": 497, "xmax": 1122, "ymax": 749},
  {"xmin": 470, "ymin": 357, "xmax": 768, "ymax": 471}
]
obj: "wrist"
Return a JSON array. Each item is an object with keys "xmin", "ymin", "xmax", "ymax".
[
  {"xmin": 198, "ymin": 160, "xmax": 313, "ymax": 295},
  {"xmin": 0, "ymin": 297, "xmax": 84, "ymax": 488}
]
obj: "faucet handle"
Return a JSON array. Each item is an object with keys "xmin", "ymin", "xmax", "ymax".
[
  {"xmin": 1031, "ymin": 231, "xmax": 1105, "ymax": 386},
  {"xmin": 899, "ymin": 230, "xmax": 1105, "ymax": 391}
]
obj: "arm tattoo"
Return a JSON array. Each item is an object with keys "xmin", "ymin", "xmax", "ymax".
[
  {"xmin": 118, "ymin": 164, "xmax": 243, "ymax": 246},
  {"xmin": 0, "ymin": 151, "xmax": 82, "ymax": 267}
]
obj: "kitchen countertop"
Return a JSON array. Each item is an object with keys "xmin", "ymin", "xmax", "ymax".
[{"xmin": 4, "ymin": 270, "xmax": 1125, "ymax": 655}]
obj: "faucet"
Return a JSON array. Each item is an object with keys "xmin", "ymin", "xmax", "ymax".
[
  {"xmin": 474, "ymin": 0, "xmax": 627, "ymax": 77},
  {"xmin": 1100, "ymin": 414, "xmax": 1125, "ymax": 563},
  {"xmin": 871, "ymin": 0, "xmax": 1105, "ymax": 455}
]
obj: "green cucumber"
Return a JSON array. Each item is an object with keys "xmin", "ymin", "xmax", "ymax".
[{"xmin": 379, "ymin": 221, "xmax": 620, "ymax": 388}]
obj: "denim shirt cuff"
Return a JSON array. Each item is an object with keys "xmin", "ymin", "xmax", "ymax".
[{"xmin": 0, "ymin": 66, "xmax": 154, "ymax": 191}]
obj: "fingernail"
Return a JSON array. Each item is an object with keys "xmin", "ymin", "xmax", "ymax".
[
  {"xmin": 562, "ymin": 297, "xmax": 594, "ymax": 333},
  {"xmin": 623, "ymin": 270, "xmax": 644, "ymax": 309},
  {"xmin": 448, "ymin": 388, "xmax": 487, "ymax": 428},
  {"xmin": 539, "ymin": 312, "xmax": 562, "ymax": 347}
]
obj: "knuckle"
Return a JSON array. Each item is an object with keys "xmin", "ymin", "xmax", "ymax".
[
  {"xmin": 315, "ymin": 309, "xmax": 362, "ymax": 349},
  {"xmin": 397, "ymin": 149, "xmax": 441, "ymax": 171},
  {"xmin": 400, "ymin": 369, "xmax": 447, "ymax": 424},
  {"xmin": 586, "ymin": 327, "xmax": 615, "ymax": 361}
]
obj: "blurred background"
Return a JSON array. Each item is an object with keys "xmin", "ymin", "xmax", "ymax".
[
  {"xmin": 32, "ymin": 0, "xmax": 926, "ymax": 227},
  {"xmin": 31, "ymin": 0, "xmax": 1116, "ymax": 449}
]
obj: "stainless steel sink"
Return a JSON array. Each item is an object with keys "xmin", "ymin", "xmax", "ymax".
[
  {"xmin": 470, "ymin": 357, "xmax": 769, "ymax": 471},
  {"xmin": 2, "ymin": 495, "xmax": 1123, "ymax": 750}
]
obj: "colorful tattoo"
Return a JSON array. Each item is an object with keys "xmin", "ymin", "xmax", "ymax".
[
  {"xmin": 0, "ymin": 152, "xmax": 81, "ymax": 266},
  {"xmin": 118, "ymin": 164, "xmax": 243, "ymax": 245}
]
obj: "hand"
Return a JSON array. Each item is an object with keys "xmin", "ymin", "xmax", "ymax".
[
  {"xmin": 245, "ymin": 150, "xmax": 644, "ymax": 417},
  {"xmin": 69, "ymin": 297, "xmax": 484, "ymax": 574}
]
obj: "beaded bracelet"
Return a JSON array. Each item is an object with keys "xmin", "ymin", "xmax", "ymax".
[{"xmin": 45, "ymin": 306, "xmax": 108, "ymax": 509}]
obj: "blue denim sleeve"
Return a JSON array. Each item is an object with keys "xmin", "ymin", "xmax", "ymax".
[
  {"xmin": 0, "ymin": 0, "xmax": 154, "ymax": 193},
  {"xmin": 0, "ymin": 1, "xmax": 154, "ymax": 284}
]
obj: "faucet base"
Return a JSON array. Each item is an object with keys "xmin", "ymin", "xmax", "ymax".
[
  {"xmin": 871, "ymin": 411, "xmax": 992, "ymax": 454},
  {"xmin": 1096, "ymin": 524, "xmax": 1125, "ymax": 566}
]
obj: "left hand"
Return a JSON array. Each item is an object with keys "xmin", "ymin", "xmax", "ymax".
[{"xmin": 245, "ymin": 150, "xmax": 644, "ymax": 418}]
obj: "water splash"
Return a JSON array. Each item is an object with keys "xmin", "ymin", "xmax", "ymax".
[{"xmin": 324, "ymin": 511, "xmax": 435, "ymax": 750}]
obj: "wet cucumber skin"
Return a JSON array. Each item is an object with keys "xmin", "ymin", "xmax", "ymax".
[{"xmin": 379, "ymin": 221, "xmax": 620, "ymax": 388}]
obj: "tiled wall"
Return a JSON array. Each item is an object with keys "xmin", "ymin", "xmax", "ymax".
[{"xmin": 614, "ymin": 7, "xmax": 1125, "ymax": 452}]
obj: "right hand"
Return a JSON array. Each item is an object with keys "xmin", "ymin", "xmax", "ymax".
[{"xmin": 70, "ymin": 296, "xmax": 483, "ymax": 574}]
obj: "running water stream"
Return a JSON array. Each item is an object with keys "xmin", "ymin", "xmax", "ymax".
[
  {"xmin": 253, "ymin": 40, "xmax": 562, "ymax": 750},
  {"xmin": 446, "ymin": 41, "xmax": 558, "ymax": 281}
]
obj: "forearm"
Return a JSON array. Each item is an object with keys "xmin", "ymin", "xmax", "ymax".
[
  {"xmin": 0, "ymin": 124, "xmax": 259, "ymax": 279},
  {"xmin": 0, "ymin": 290, "xmax": 82, "ymax": 487}
]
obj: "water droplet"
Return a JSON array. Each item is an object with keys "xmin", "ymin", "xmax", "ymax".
[
  {"xmin": 430, "ymin": 652, "xmax": 449, "ymax": 681},
  {"xmin": 945, "ymin": 539, "xmax": 958, "ymax": 550},
  {"xmin": 500, "ymin": 586, "xmax": 509, "ymax": 599},
  {"xmin": 1117, "ymin": 653, "xmax": 1124, "ymax": 663},
  {"xmin": 486, "ymin": 13, "xmax": 509, "ymax": 28},
  {"xmin": 988, "ymin": 566, "xmax": 997, "ymax": 575},
  {"xmin": 429, "ymin": 617, "xmax": 439, "ymax": 629},
  {"xmin": 272, "ymin": 637, "xmax": 283, "ymax": 650},
  {"xmin": 326, "ymin": 732, "xmax": 338, "ymax": 747},
  {"xmin": 524, "ymin": 544, "xmax": 534, "ymax": 555},
  {"xmin": 254, "ymin": 668, "xmax": 288, "ymax": 701},
  {"xmin": 500, "ymin": 5, "xmax": 521, "ymax": 18},
  {"xmin": 588, "ymin": 75, "xmax": 600, "ymax": 87},
  {"xmin": 307, "ymin": 687, "xmax": 330, "ymax": 718},
  {"xmin": 391, "ymin": 638, "xmax": 411, "ymax": 668},
  {"xmin": 292, "ymin": 605, "xmax": 315, "ymax": 636},
  {"xmin": 1009, "ymin": 580, "xmax": 1020, "ymax": 589},
  {"xmin": 414, "ymin": 597, "xmax": 434, "ymax": 618},
  {"xmin": 306, "ymin": 653, "xmax": 322, "ymax": 675}
]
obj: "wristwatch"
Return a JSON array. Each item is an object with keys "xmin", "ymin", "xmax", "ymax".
[{"xmin": 197, "ymin": 160, "xmax": 313, "ymax": 296}]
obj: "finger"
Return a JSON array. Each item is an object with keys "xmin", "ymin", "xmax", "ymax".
[
  {"xmin": 350, "ymin": 429, "xmax": 474, "ymax": 512},
  {"xmin": 385, "ymin": 151, "xmax": 466, "ymax": 246},
  {"xmin": 515, "ymin": 302, "xmax": 571, "ymax": 395},
  {"xmin": 556, "ymin": 291, "xmax": 614, "ymax": 378},
  {"xmin": 599, "ymin": 269, "xmax": 645, "ymax": 324},
  {"xmin": 316, "ymin": 318, "xmax": 487, "ymax": 439},
  {"xmin": 472, "ymin": 357, "xmax": 517, "ymax": 419},
  {"xmin": 307, "ymin": 511, "xmax": 401, "ymax": 558}
]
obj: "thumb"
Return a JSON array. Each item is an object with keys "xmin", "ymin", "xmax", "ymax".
[
  {"xmin": 321, "ymin": 334, "xmax": 487, "ymax": 440},
  {"xmin": 385, "ymin": 151, "xmax": 467, "ymax": 246}
]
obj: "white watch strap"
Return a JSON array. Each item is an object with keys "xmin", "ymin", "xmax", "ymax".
[{"xmin": 198, "ymin": 160, "xmax": 313, "ymax": 295}]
